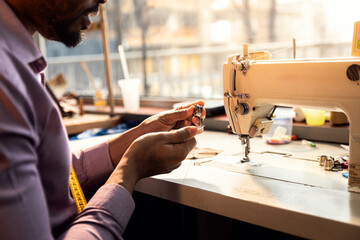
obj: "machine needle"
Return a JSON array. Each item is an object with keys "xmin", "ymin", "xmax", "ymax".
[{"xmin": 240, "ymin": 135, "xmax": 250, "ymax": 162}]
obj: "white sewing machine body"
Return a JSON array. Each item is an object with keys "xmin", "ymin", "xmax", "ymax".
[{"xmin": 223, "ymin": 52, "xmax": 360, "ymax": 192}]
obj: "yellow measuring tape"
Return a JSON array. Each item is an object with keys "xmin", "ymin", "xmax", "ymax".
[{"xmin": 69, "ymin": 165, "xmax": 87, "ymax": 213}]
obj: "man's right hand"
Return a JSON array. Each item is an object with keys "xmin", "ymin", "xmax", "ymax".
[{"xmin": 105, "ymin": 126, "xmax": 198, "ymax": 194}]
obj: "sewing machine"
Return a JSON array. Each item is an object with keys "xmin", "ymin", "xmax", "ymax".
[{"xmin": 223, "ymin": 22, "xmax": 360, "ymax": 193}]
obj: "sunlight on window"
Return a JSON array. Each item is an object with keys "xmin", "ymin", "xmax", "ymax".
[
  {"xmin": 211, "ymin": 20, "xmax": 231, "ymax": 43},
  {"xmin": 44, "ymin": 0, "xmax": 360, "ymax": 100},
  {"xmin": 211, "ymin": 0, "xmax": 230, "ymax": 10}
]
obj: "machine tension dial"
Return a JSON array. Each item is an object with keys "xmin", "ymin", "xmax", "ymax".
[{"xmin": 235, "ymin": 102, "xmax": 249, "ymax": 115}]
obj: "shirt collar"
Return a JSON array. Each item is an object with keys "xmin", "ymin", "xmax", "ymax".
[{"xmin": 0, "ymin": 0, "xmax": 47, "ymax": 74}]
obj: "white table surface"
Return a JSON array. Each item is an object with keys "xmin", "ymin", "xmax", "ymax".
[{"xmin": 69, "ymin": 130, "xmax": 360, "ymax": 240}]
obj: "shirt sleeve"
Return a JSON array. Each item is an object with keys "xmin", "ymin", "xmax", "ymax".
[
  {"xmin": 71, "ymin": 141, "xmax": 115, "ymax": 192},
  {"xmin": 0, "ymin": 72, "xmax": 134, "ymax": 239},
  {"xmin": 69, "ymin": 141, "xmax": 136, "ymax": 239},
  {"xmin": 0, "ymin": 78, "xmax": 54, "ymax": 240},
  {"xmin": 58, "ymin": 184, "xmax": 135, "ymax": 240}
]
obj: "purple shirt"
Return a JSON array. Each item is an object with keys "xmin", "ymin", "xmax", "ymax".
[{"xmin": 0, "ymin": 1, "xmax": 134, "ymax": 239}]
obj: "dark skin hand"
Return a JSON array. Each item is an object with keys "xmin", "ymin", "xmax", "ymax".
[
  {"xmin": 108, "ymin": 100, "xmax": 206, "ymax": 167},
  {"xmin": 106, "ymin": 101, "xmax": 205, "ymax": 194},
  {"xmin": 141, "ymin": 100, "xmax": 206, "ymax": 132},
  {"xmin": 106, "ymin": 126, "xmax": 198, "ymax": 194}
]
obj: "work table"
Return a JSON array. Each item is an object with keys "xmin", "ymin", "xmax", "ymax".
[{"xmin": 69, "ymin": 130, "xmax": 360, "ymax": 239}]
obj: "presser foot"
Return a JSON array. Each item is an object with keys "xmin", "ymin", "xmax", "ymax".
[{"xmin": 240, "ymin": 135, "xmax": 250, "ymax": 163}]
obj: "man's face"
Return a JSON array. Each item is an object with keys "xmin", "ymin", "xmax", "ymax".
[{"xmin": 32, "ymin": 0, "xmax": 105, "ymax": 47}]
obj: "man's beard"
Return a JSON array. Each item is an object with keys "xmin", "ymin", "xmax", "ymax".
[
  {"xmin": 52, "ymin": 21, "xmax": 85, "ymax": 48},
  {"xmin": 39, "ymin": 4, "xmax": 99, "ymax": 48}
]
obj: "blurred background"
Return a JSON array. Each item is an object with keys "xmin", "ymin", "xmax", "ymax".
[{"xmin": 41, "ymin": 0, "xmax": 360, "ymax": 101}]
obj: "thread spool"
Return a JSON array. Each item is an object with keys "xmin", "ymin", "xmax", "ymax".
[
  {"xmin": 319, "ymin": 155, "xmax": 327, "ymax": 166},
  {"xmin": 324, "ymin": 157, "xmax": 334, "ymax": 171}
]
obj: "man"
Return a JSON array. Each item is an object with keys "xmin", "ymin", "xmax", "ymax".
[{"xmin": 0, "ymin": 0, "xmax": 205, "ymax": 239}]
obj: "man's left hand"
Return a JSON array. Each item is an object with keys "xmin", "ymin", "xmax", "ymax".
[{"xmin": 139, "ymin": 100, "xmax": 206, "ymax": 134}]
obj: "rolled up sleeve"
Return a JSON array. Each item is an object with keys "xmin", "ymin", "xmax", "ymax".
[{"xmin": 72, "ymin": 141, "xmax": 114, "ymax": 192}]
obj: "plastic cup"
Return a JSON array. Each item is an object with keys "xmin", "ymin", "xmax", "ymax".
[
  {"xmin": 303, "ymin": 109, "xmax": 325, "ymax": 126},
  {"xmin": 263, "ymin": 107, "xmax": 294, "ymax": 145},
  {"xmin": 118, "ymin": 79, "xmax": 140, "ymax": 112}
]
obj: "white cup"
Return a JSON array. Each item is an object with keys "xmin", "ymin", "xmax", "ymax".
[{"xmin": 118, "ymin": 79, "xmax": 140, "ymax": 112}]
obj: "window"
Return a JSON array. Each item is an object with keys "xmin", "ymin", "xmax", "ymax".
[{"xmin": 43, "ymin": 0, "xmax": 360, "ymax": 101}]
